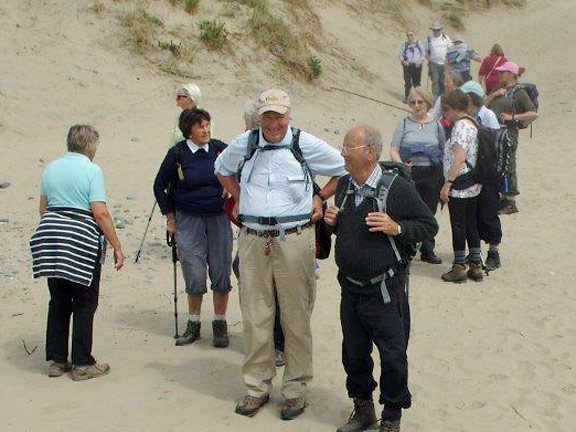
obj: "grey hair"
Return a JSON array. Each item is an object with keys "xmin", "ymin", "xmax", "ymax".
[
  {"xmin": 243, "ymin": 100, "xmax": 260, "ymax": 130},
  {"xmin": 66, "ymin": 125, "xmax": 99, "ymax": 156},
  {"xmin": 362, "ymin": 125, "xmax": 383, "ymax": 159}
]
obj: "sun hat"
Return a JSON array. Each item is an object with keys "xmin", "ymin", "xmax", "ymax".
[
  {"xmin": 176, "ymin": 83, "xmax": 202, "ymax": 104},
  {"xmin": 494, "ymin": 61, "xmax": 520, "ymax": 75},
  {"xmin": 460, "ymin": 81, "xmax": 485, "ymax": 98},
  {"xmin": 430, "ymin": 22, "xmax": 443, "ymax": 30},
  {"xmin": 257, "ymin": 89, "xmax": 291, "ymax": 115}
]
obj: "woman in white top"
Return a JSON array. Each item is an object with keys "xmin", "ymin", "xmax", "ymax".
[{"xmin": 439, "ymin": 90, "xmax": 483, "ymax": 283}]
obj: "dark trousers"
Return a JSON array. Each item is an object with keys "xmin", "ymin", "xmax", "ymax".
[
  {"xmin": 339, "ymin": 273, "xmax": 412, "ymax": 409},
  {"xmin": 448, "ymin": 196, "xmax": 481, "ymax": 254},
  {"xmin": 46, "ymin": 264, "xmax": 101, "ymax": 366},
  {"xmin": 233, "ymin": 253, "xmax": 284, "ymax": 352},
  {"xmin": 403, "ymin": 64, "xmax": 422, "ymax": 99},
  {"xmin": 411, "ymin": 166, "xmax": 442, "ymax": 256},
  {"xmin": 477, "ymin": 184, "xmax": 502, "ymax": 245}
]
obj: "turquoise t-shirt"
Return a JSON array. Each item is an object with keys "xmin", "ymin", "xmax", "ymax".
[{"xmin": 40, "ymin": 152, "xmax": 107, "ymax": 211}]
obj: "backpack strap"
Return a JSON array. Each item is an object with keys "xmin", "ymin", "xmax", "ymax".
[
  {"xmin": 237, "ymin": 129, "xmax": 260, "ymax": 182},
  {"xmin": 175, "ymin": 140, "xmax": 186, "ymax": 182},
  {"xmin": 373, "ymin": 172, "xmax": 403, "ymax": 263}
]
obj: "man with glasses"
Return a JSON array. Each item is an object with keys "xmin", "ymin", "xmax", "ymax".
[
  {"xmin": 398, "ymin": 31, "xmax": 425, "ymax": 102},
  {"xmin": 215, "ymin": 89, "xmax": 345, "ymax": 420},
  {"xmin": 325, "ymin": 125, "xmax": 438, "ymax": 432}
]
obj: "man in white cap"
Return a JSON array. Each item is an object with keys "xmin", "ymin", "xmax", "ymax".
[
  {"xmin": 215, "ymin": 89, "xmax": 346, "ymax": 420},
  {"xmin": 425, "ymin": 22, "xmax": 452, "ymax": 98}
]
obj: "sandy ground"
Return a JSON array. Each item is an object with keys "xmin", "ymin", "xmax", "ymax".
[{"xmin": 1, "ymin": 0, "xmax": 575, "ymax": 431}]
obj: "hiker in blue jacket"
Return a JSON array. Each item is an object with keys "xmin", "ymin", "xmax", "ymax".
[{"xmin": 398, "ymin": 31, "xmax": 426, "ymax": 101}]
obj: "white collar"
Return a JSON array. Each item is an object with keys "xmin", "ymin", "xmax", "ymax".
[
  {"xmin": 186, "ymin": 139, "xmax": 209, "ymax": 154},
  {"xmin": 351, "ymin": 163, "xmax": 382, "ymax": 190}
]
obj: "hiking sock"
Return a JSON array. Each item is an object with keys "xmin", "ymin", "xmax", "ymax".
[
  {"xmin": 213, "ymin": 314, "xmax": 226, "ymax": 322},
  {"xmin": 469, "ymin": 247, "xmax": 482, "ymax": 263},
  {"xmin": 382, "ymin": 406, "xmax": 402, "ymax": 422},
  {"xmin": 189, "ymin": 315, "xmax": 200, "ymax": 323},
  {"xmin": 489, "ymin": 244, "xmax": 500, "ymax": 253},
  {"xmin": 454, "ymin": 250, "xmax": 467, "ymax": 265}
]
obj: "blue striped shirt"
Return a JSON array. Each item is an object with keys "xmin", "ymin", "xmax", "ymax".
[{"xmin": 214, "ymin": 127, "xmax": 346, "ymax": 230}]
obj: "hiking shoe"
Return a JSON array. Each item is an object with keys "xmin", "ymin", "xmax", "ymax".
[
  {"xmin": 48, "ymin": 361, "xmax": 71, "ymax": 378},
  {"xmin": 441, "ymin": 264, "xmax": 467, "ymax": 284},
  {"xmin": 71, "ymin": 362, "xmax": 110, "ymax": 381},
  {"xmin": 275, "ymin": 349, "xmax": 286, "ymax": 367},
  {"xmin": 485, "ymin": 250, "xmax": 501, "ymax": 271},
  {"xmin": 235, "ymin": 394, "xmax": 270, "ymax": 417},
  {"xmin": 212, "ymin": 320, "xmax": 229, "ymax": 348},
  {"xmin": 337, "ymin": 399, "xmax": 378, "ymax": 432},
  {"xmin": 421, "ymin": 253, "xmax": 442, "ymax": 265},
  {"xmin": 175, "ymin": 321, "xmax": 201, "ymax": 346},
  {"xmin": 499, "ymin": 201, "xmax": 518, "ymax": 215},
  {"xmin": 380, "ymin": 419, "xmax": 401, "ymax": 432},
  {"xmin": 280, "ymin": 396, "xmax": 307, "ymax": 420},
  {"xmin": 467, "ymin": 262, "xmax": 484, "ymax": 282}
]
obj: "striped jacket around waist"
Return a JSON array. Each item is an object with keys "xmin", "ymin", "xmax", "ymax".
[{"xmin": 30, "ymin": 207, "xmax": 103, "ymax": 286}]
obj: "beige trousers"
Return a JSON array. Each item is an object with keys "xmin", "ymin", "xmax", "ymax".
[{"xmin": 238, "ymin": 226, "xmax": 317, "ymax": 400}]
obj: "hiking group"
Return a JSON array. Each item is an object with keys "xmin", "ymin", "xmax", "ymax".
[{"xmin": 29, "ymin": 19, "xmax": 538, "ymax": 432}]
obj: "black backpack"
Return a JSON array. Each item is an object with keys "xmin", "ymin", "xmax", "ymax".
[
  {"xmin": 452, "ymin": 117, "xmax": 513, "ymax": 189},
  {"xmin": 334, "ymin": 161, "xmax": 416, "ymax": 264},
  {"xmin": 237, "ymin": 128, "xmax": 332, "ymax": 260}
]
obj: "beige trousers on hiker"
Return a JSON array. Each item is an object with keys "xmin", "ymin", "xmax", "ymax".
[{"xmin": 238, "ymin": 226, "xmax": 317, "ymax": 400}]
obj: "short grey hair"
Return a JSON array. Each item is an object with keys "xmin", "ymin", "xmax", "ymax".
[
  {"xmin": 67, "ymin": 125, "xmax": 99, "ymax": 156},
  {"xmin": 362, "ymin": 125, "xmax": 383, "ymax": 159},
  {"xmin": 243, "ymin": 100, "xmax": 260, "ymax": 130}
]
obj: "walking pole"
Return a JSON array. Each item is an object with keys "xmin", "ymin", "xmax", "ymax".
[
  {"xmin": 167, "ymin": 232, "xmax": 179, "ymax": 338},
  {"xmin": 134, "ymin": 201, "xmax": 157, "ymax": 263}
]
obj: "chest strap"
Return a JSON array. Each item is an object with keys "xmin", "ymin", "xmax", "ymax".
[{"xmin": 238, "ymin": 213, "xmax": 311, "ymax": 226}]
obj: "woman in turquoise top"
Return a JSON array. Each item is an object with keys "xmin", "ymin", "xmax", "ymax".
[{"xmin": 35, "ymin": 125, "xmax": 124, "ymax": 381}]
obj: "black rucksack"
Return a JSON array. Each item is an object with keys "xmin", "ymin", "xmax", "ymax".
[
  {"xmin": 452, "ymin": 117, "xmax": 513, "ymax": 189},
  {"xmin": 507, "ymin": 83, "xmax": 539, "ymax": 132},
  {"xmin": 335, "ymin": 161, "xmax": 416, "ymax": 264}
]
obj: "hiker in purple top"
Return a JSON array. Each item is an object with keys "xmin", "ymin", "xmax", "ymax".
[{"xmin": 398, "ymin": 31, "xmax": 426, "ymax": 101}]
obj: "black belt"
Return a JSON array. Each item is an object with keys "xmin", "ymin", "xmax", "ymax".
[{"xmin": 244, "ymin": 222, "xmax": 313, "ymax": 238}]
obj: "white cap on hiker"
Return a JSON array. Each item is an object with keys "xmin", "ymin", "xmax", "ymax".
[
  {"xmin": 494, "ymin": 61, "xmax": 520, "ymax": 76},
  {"xmin": 257, "ymin": 89, "xmax": 291, "ymax": 115},
  {"xmin": 430, "ymin": 22, "xmax": 443, "ymax": 30},
  {"xmin": 176, "ymin": 83, "xmax": 202, "ymax": 104}
]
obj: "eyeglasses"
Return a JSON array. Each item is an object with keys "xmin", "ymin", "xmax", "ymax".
[
  {"xmin": 339, "ymin": 145, "xmax": 367, "ymax": 155},
  {"xmin": 408, "ymin": 100, "xmax": 425, "ymax": 106}
]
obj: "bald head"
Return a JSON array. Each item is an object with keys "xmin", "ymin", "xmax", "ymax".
[{"xmin": 345, "ymin": 125, "xmax": 383, "ymax": 159}]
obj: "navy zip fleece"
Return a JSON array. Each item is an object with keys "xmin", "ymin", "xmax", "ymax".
[{"xmin": 153, "ymin": 139, "xmax": 227, "ymax": 216}]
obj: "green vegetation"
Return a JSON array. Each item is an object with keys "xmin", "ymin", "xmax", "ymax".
[
  {"xmin": 308, "ymin": 55, "xmax": 322, "ymax": 80},
  {"xmin": 198, "ymin": 19, "xmax": 228, "ymax": 50},
  {"xmin": 184, "ymin": 0, "xmax": 200, "ymax": 14},
  {"xmin": 158, "ymin": 40, "xmax": 184, "ymax": 56},
  {"xmin": 118, "ymin": 5, "xmax": 163, "ymax": 52}
]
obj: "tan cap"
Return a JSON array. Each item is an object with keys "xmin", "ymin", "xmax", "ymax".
[{"xmin": 257, "ymin": 89, "xmax": 291, "ymax": 115}]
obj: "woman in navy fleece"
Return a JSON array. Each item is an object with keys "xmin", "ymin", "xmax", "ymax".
[{"xmin": 154, "ymin": 109, "xmax": 232, "ymax": 348}]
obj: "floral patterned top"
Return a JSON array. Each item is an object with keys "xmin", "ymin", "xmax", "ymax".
[{"xmin": 443, "ymin": 119, "xmax": 482, "ymax": 198}]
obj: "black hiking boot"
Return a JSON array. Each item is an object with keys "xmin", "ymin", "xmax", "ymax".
[
  {"xmin": 421, "ymin": 253, "xmax": 442, "ymax": 265},
  {"xmin": 380, "ymin": 419, "xmax": 401, "ymax": 432},
  {"xmin": 485, "ymin": 250, "xmax": 501, "ymax": 271},
  {"xmin": 212, "ymin": 320, "xmax": 229, "ymax": 348},
  {"xmin": 175, "ymin": 321, "xmax": 201, "ymax": 346},
  {"xmin": 337, "ymin": 399, "xmax": 378, "ymax": 432}
]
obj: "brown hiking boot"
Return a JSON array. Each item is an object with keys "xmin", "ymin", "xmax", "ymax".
[
  {"xmin": 280, "ymin": 396, "xmax": 308, "ymax": 420},
  {"xmin": 337, "ymin": 399, "xmax": 378, "ymax": 432},
  {"xmin": 48, "ymin": 361, "xmax": 71, "ymax": 378},
  {"xmin": 235, "ymin": 394, "xmax": 270, "ymax": 417},
  {"xmin": 380, "ymin": 419, "xmax": 401, "ymax": 432},
  {"xmin": 71, "ymin": 362, "xmax": 110, "ymax": 381},
  {"xmin": 467, "ymin": 262, "xmax": 484, "ymax": 282},
  {"xmin": 441, "ymin": 264, "xmax": 467, "ymax": 284},
  {"xmin": 175, "ymin": 320, "xmax": 201, "ymax": 346}
]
